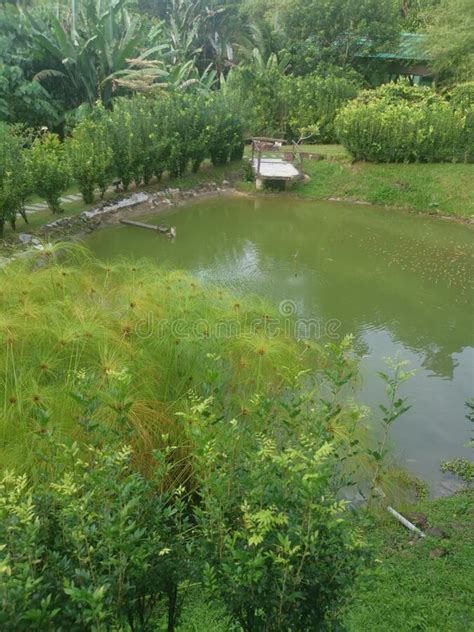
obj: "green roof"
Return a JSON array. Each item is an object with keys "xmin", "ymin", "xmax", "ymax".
[{"xmin": 371, "ymin": 32, "xmax": 431, "ymax": 62}]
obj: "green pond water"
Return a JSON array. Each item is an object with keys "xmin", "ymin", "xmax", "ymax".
[{"xmin": 86, "ymin": 194, "xmax": 474, "ymax": 492}]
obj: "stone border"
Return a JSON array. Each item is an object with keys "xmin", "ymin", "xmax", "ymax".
[{"xmin": 0, "ymin": 181, "xmax": 238, "ymax": 265}]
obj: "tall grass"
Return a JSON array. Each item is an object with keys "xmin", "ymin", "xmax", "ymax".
[{"xmin": 0, "ymin": 245, "xmax": 320, "ymax": 475}]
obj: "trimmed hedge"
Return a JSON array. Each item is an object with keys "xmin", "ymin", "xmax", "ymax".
[
  {"xmin": 0, "ymin": 92, "xmax": 244, "ymax": 224},
  {"xmin": 335, "ymin": 87, "xmax": 473, "ymax": 163}
]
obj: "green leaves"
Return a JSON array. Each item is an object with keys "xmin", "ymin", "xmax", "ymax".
[
  {"xmin": 0, "ymin": 443, "xmax": 196, "ymax": 630},
  {"xmin": 335, "ymin": 85, "xmax": 473, "ymax": 164},
  {"xmin": 67, "ymin": 115, "xmax": 113, "ymax": 203},
  {"xmin": 194, "ymin": 394, "xmax": 366, "ymax": 631},
  {"xmin": 0, "ymin": 123, "xmax": 32, "ymax": 234},
  {"xmin": 27, "ymin": 130, "xmax": 71, "ymax": 213}
]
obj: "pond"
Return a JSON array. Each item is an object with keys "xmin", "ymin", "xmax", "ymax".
[{"xmin": 86, "ymin": 194, "xmax": 474, "ymax": 492}]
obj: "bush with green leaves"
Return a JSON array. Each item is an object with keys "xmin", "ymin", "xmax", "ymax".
[
  {"xmin": 0, "ymin": 361, "xmax": 366, "ymax": 632},
  {"xmin": 448, "ymin": 82, "xmax": 474, "ymax": 112},
  {"xmin": 67, "ymin": 116, "xmax": 113, "ymax": 203},
  {"xmin": 206, "ymin": 94, "xmax": 244, "ymax": 166},
  {"xmin": 104, "ymin": 104, "xmax": 136, "ymax": 191},
  {"xmin": 193, "ymin": 377, "xmax": 366, "ymax": 632},
  {"xmin": 101, "ymin": 93, "xmax": 243, "ymax": 187},
  {"xmin": 0, "ymin": 123, "xmax": 31, "ymax": 235},
  {"xmin": 335, "ymin": 96, "xmax": 471, "ymax": 163},
  {"xmin": 27, "ymin": 130, "xmax": 71, "ymax": 213},
  {"xmin": 285, "ymin": 74, "xmax": 359, "ymax": 142},
  {"xmin": 0, "ymin": 442, "xmax": 196, "ymax": 631},
  {"xmin": 355, "ymin": 83, "xmax": 443, "ymax": 106},
  {"xmin": 110, "ymin": 97, "xmax": 164, "ymax": 186}
]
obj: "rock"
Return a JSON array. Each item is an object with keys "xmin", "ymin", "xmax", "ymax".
[
  {"xmin": 18, "ymin": 233, "xmax": 32, "ymax": 244},
  {"xmin": 429, "ymin": 547, "xmax": 448, "ymax": 559},
  {"xmin": 406, "ymin": 512, "xmax": 429, "ymax": 529},
  {"xmin": 426, "ymin": 527, "xmax": 450, "ymax": 539},
  {"xmin": 81, "ymin": 210, "xmax": 97, "ymax": 219},
  {"xmin": 223, "ymin": 180, "xmax": 230, "ymax": 186},
  {"xmin": 434, "ymin": 478, "xmax": 467, "ymax": 498},
  {"xmin": 31, "ymin": 238, "xmax": 41, "ymax": 246},
  {"xmin": 115, "ymin": 192, "xmax": 149, "ymax": 208}
]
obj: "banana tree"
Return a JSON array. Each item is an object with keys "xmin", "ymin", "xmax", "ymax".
[{"xmin": 27, "ymin": 0, "xmax": 151, "ymax": 111}]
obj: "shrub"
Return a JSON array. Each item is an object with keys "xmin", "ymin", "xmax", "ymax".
[
  {"xmin": 104, "ymin": 108, "xmax": 132, "ymax": 190},
  {"xmin": 111, "ymin": 97, "xmax": 162, "ymax": 186},
  {"xmin": 0, "ymin": 377, "xmax": 365, "ymax": 631},
  {"xmin": 165, "ymin": 97, "xmax": 192, "ymax": 177},
  {"xmin": 185, "ymin": 95, "xmax": 212, "ymax": 173},
  {"xmin": 335, "ymin": 97, "xmax": 470, "ymax": 163},
  {"xmin": 101, "ymin": 94, "xmax": 244, "ymax": 184},
  {"xmin": 27, "ymin": 130, "xmax": 71, "ymax": 213},
  {"xmin": 0, "ymin": 123, "xmax": 31, "ymax": 235},
  {"xmin": 286, "ymin": 74, "xmax": 359, "ymax": 142},
  {"xmin": 448, "ymin": 82, "xmax": 474, "ymax": 112},
  {"xmin": 0, "ymin": 443, "xmax": 195, "ymax": 631},
  {"xmin": 67, "ymin": 117, "xmax": 113, "ymax": 203},
  {"xmin": 355, "ymin": 83, "xmax": 443, "ymax": 106},
  {"xmin": 207, "ymin": 95, "xmax": 244, "ymax": 166},
  {"xmin": 194, "ymin": 384, "xmax": 366, "ymax": 631}
]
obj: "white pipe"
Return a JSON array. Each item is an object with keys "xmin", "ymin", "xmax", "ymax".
[{"xmin": 387, "ymin": 506, "xmax": 425, "ymax": 537}]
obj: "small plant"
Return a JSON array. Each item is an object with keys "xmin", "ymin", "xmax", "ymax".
[
  {"xmin": 440, "ymin": 399, "xmax": 474, "ymax": 482},
  {"xmin": 28, "ymin": 130, "xmax": 71, "ymax": 213},
  {"xmin": 0, "ymin": 442, "xmax": 196, "ymax": 631},
  {"xmin": 368, "ymin": 357, "xmax": 415, "ymax": 501}
]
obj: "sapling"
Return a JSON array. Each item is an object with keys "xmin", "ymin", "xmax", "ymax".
[
  {"xmin": 28, "ymin": 130, "xmax": 71, "ymax": 213},
  {"xmin": 368, "ymin": 356, "xmax": 416, "ymax": 501}
]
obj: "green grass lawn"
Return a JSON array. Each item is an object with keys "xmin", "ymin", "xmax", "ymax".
[
  {"xmin": 294, "ymin": 153, "xmax": 474, "ymax": 218},
  {"xmin": 246, "ymin": 143, "xmax": 473, "ymax": 218},
  {"xmin": 345, "ymin": 489, "xmax": 474, "ymax": 632}
]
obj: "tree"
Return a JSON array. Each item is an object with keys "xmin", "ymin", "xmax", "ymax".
[
  {"xmin": 28, "ymin": 131, "xmax": 71, "ymax": 214},
  {"xmin": 268, "ymin": 0, "xmax": 401, "ymax": 71},
  {"xmin": 0, "ymin": 124, "xmax": 31, "ymax": 236},
  {"xmin": 28, "ymin": 0, "xmax": 151, "ymax": 113},
  {"xmin": 424, "ymin": 0, "xmax": 474, "ymax": 82},
  {"xmin": 0, "ymin": 64, "xmax": 60, "ymax": 129}
]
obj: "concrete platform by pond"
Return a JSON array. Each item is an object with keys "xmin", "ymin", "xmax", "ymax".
[{"xmin": 251, "ymin": 157, "xmax": 302, "ymax": 189}]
